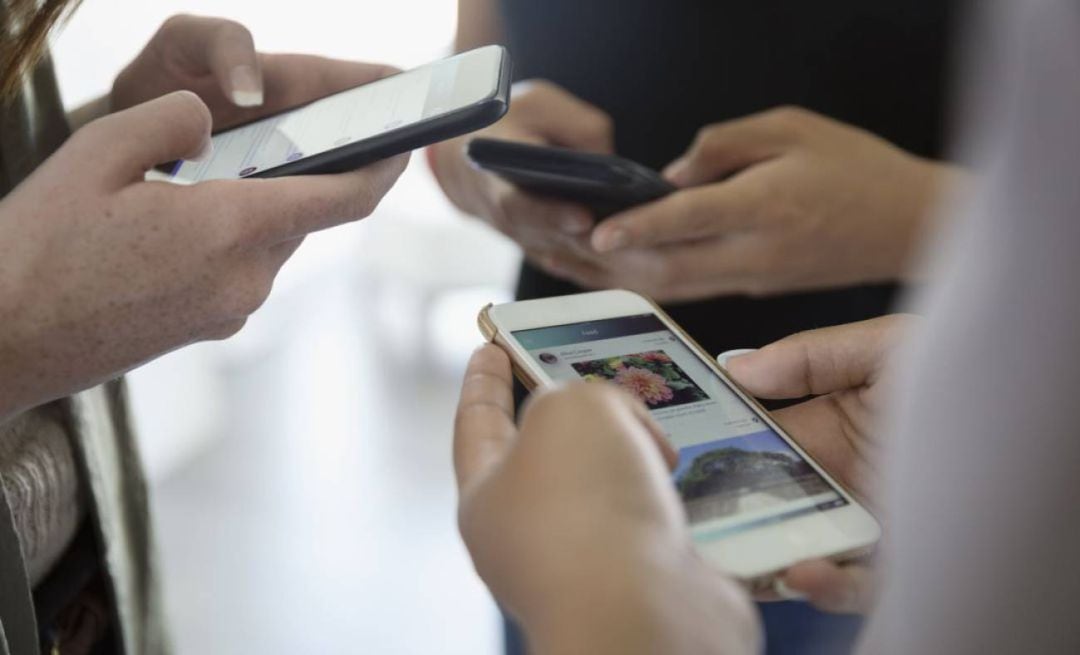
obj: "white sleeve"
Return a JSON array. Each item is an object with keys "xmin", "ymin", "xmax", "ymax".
[{"xmin": 860, "ymin": 0, "xmax": 1080, "ymax": 652}]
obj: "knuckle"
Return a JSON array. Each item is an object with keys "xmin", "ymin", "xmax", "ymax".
[
  {"xmin": 765, "ymin": 105, "xmax": 813, "ymax": 131},
  {"xmin": 172, "ymin": 90, "xmax": 213, "ymax": 134},
  {"xmin": 584, "ymin": 108, "xmax": 614, "ymax": 135},
  {"xmin": 205, "ymin": 318, "xmax": 248, "ymax": 341},
  {"xmin": 159, "ymin": 13, "xmax": 194, "ymax": 34},
  {"xmin": 224, "ymin": 274, "xmax": 274, "ymax": 317}
]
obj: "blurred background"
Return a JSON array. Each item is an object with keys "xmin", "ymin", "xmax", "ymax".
[{"xmin": 52, "ymin": 1, "xmax": 515, "ymax": 652}]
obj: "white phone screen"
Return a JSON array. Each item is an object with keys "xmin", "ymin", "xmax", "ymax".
[
  {"xmin": 513, "ymin": 313, "xmax": 848, "ymax": 540},
  {"xmin": 156, "ymin": 47, "xmax": 501, "ymax": 183}
]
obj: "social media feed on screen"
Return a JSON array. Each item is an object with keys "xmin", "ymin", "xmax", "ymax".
[{"xmin": 513, "ymin": 314, "xmax": 847, "ymax": 540}]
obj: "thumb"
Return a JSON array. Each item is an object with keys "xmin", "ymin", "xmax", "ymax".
[
  {"xmin": 663, "ymin": 110, "xmax": 799, "ymax": 187},
  {"xmin": 91, "ymin": 90, "xmax": 212, "ymax": 187},
  {"xmin": 725, "ymin": 317, "xmax": 902, "ymax": 400},
  {"xmin": 513, "ymin": 80, "xmax": 615, "ymax": 154}
]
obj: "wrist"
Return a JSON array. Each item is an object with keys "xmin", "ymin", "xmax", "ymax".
[{"xmin": 895, "ymin": 158, "xmax": 973, "ymax": 282}]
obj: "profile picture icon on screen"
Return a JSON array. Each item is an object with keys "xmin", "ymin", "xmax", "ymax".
[{"xmin": 539, "ymin": 353, "xmax": 559, "ymax": 365}]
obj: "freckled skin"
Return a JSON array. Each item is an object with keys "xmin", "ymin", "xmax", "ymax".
[{"xmin": 0, "ymin": 17, "xmax": 410, "ymax": 421}]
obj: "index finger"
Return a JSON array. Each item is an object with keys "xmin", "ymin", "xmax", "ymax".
[
  {"xmin": 454, "ymin": 345, "xmax": 518, "ymax": 492},
  {"xmin": 591, "ymin": 180, "xmax": 763, "ymax": 252}
]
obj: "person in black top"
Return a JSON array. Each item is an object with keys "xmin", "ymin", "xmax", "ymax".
[{"xmin": 430, "ymin": 1, "xmax": 964, "ymax": 653}]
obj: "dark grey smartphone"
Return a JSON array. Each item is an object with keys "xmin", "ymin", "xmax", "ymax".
[
  {"xmin": 151, "ymin": 46, "xmax": 511, "ymax": 183},
  {"xmin": 466, "ymin": 137, "xmax": 674, "ymax": 217}
]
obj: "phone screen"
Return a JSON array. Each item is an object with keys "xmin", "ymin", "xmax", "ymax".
[
  {"xmin": 157, "ymin": 48, "xmax": 500, "ymax": 183},
  {"xmin": 513, "ymin": 313, "xmax": 848, "ymax": 540}
]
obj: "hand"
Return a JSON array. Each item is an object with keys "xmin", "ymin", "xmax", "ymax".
[
  {"xmin": 724, "ymin": 315, "xmax": 913, "ymax": 613},
  {"xmin": 429, "ymin": 80, "xmax": 614, "ymax": 265},
  {"xmin": 111, "ymin": 14, "xmax": 400, "ymax": 129},
  {"xmin": 454, "ymin": 345, "xmax": 759, "ymax": 655},
  {"xmin": 540, "ymin": 106, "xmax": 965, "ymax": 301},
  {"xmin": 0, "ymin": 91, "xmax": 407, "ymax": 421}
]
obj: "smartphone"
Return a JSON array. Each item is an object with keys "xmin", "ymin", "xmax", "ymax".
[
  {"xmin": 150, "ymin": 45, "xmax": 511, "ymax": 184},
  {"xmin": 478, "ymin": 289, "xmax": 881, "ymax": 587},
  {"xmin": 466, "ymin": 138, "xmax": 674, "ymax": 217}
]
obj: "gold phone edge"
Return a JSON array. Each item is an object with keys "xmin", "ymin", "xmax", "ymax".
[
  {"xmin": 478, "ymin": 303, "xmax": 540, "ymax": 391},
  {"xmin": 478, "ymin": 296, "xmax": 879, "ymax": 588}
]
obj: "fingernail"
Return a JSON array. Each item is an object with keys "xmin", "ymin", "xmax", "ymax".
[
  {"xmin": 230, "ymin": 65, "xmax": 264, "ymax": 107},
  {"xmin": 560, "ymin": 212, "xmax": 592, "ymax": 235},
  {"xmin": 592, "ymin": 226, "xmax": 630, "ymax": 253},
  {"xmin": 190, "ymin": 136, "xmax": 215, "ymax": 163},
  {"xmin": 662, "ymin": 158, "xmax": 691, "ymax": 186},
  {"xmin": 716, "ymin": 348, "xmax": 757, "ymax": 368},
  {"xmin": 773, "ymin": 578, "xmax": 808, "ymax": 601}
]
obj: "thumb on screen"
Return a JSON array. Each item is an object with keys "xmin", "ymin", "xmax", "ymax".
[{"xmin": 86, "ymin": 90, "xmax": 213, "ymax": 186}]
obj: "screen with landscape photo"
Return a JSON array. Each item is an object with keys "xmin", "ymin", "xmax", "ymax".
[
  {"xmin": 515, "ymin": 312, "xmax": 848, "ymax": 537},
  {"xmin": 673, "ymin": 431, "xmax": 835, "ymax": 524}
]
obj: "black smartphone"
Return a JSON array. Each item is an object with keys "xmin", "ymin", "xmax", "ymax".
[
  {"xmin": 150, "ymin": 46, "xmax": 511, "ymax": 183},
  {"xmin": 466, "ymin": 138, "xmax": 674, "ymax": 217}
]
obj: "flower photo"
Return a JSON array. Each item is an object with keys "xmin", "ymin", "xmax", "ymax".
[{"xmin": 571, "ymin": 350, "xmax": 708, "ymax": 409}]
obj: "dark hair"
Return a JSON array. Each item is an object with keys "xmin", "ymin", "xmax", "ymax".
[{"xmin": 1, "ymin": 0, "xmax": 82, "ymax": 98}]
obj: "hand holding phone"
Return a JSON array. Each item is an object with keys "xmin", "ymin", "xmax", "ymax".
[
  {"xmin": 477, "ymin": 289, "xmax": 882, "ymax": 588},
  {"xmin": 467, "ymin": 138, "xmax": 674, "ymax": 218},
  {"xmin": 427, "ymin": 80, "xmax": 620, "ymax": 260},
  {"xmin": 151, "ymin": 46, "xmax": 511, "ymax": 183},
  {"xmin": 454, "ymin": 344, "xmax": 757, "ymax": 652}
]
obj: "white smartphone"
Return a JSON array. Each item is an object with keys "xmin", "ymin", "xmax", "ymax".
[
  {"xmin": 148, "ymin": 45, "xmax": 511, "ymax": 184},
  {"xmin": 479, "ymin": 289, "xmax": 881, "ymax": 587}
]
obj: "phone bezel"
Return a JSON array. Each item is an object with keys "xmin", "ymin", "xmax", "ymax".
[
  {"xmin": 156, "ymin": 45, "xmax": 511, "ymax": 183},
  {"xmin": 479, "ymin": 289, "xmax": 881, "ymax": 584},
  {"xmin": 466, "ymin": 138, "xmax": 674, "ymax": 217}
]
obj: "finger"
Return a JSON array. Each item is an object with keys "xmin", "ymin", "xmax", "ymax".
[
  {"xmin": 591, "ymin": 180, "xmax": 765, "ymax": 252},
  {"xmin": 663, "ymin": 107, "xmax": 809, "ymax": 187},
  {"xmin": 89, "ymin": 90, "xmax": 212, "ymax": 187},
  {"xmin": 533, "ymin": 252, "xmax": 614, "ymax": 290},
  {"xmin": 724, "ymin": 316, "xmax": 909, "ymax": 399},
  {"xmin": 781, "ymin": 560, "xmax": 875, "ymax": 614},
  {"xmin": 454, "ymin": 345, "xmax": 518, "ymax": 491},
  {"xmin": 494, "ymin": 184, "xmax": 595, "ymax": 237},
  {"xmin": 519, "ymin": 383, "xmax": 680, "ymax": 492},
  {"xmin": 625, "ymin": 398, "xmax": 680, "ymax": 470},
  {"xmin": 219, "ymin": 152, "xmax": 410, "ymax": 244},
  {"xmin": 512, "ymin": 80, "xmax": 615, "ymax": 153},
  {"xmin": 158, "ymin": 15, "xmax": 263, "ymax": 107}
]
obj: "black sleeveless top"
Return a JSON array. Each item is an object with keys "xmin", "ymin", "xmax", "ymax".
[{"xmin": 500, "ymin": 0, "xmax": 958, "ymax": 353}]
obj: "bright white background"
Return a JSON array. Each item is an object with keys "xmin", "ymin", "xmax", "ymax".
[{"xmin": 52, "ymin": 1, "xmax": 518, "ymax": 652}]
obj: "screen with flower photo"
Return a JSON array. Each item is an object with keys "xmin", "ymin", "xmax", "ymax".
[{"xmin": 513, "ymin": 314, "xmax": 847, "ymax": 540}]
